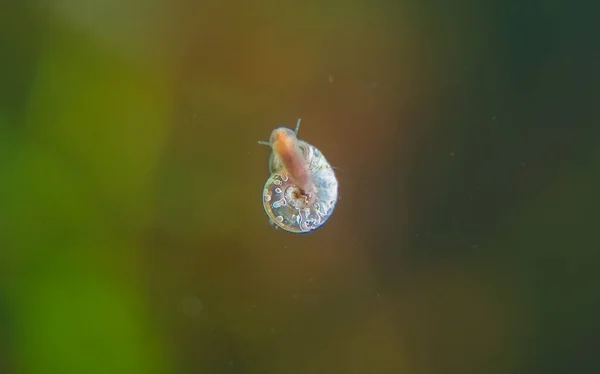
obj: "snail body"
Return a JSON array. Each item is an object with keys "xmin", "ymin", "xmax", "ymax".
[{"xmin": 260, "ymin": 119, "xmax": 338, "ymax": 233}]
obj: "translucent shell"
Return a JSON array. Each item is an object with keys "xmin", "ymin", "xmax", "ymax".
[{"xmin": 261, "ymin": 122, "xmax": 338, "ymax": 233}]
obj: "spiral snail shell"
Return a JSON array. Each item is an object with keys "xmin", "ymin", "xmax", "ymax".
[{"xmin": 259, "ymin": 119, "xmax": 338, "ymax": 233}]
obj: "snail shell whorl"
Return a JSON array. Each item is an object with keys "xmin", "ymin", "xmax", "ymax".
[{"xmin": 263, "ymin": 133, "xmax": 338, "ymax": 233}]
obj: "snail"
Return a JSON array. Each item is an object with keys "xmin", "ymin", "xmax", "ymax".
[{"xmin": 259, "ymin": 119, "xmax": 338, "ymax": 233}]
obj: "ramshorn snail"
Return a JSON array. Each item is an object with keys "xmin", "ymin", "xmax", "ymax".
[{"xmin": 258, "ymin": 119, "xmax": 338, "ymax": 233}]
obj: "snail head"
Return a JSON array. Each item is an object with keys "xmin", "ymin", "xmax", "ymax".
[{"xmin": 270, "ymin": 127, "xmax": 315, "ymax": 196}]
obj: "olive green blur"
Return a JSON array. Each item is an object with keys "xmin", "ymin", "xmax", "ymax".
[{"xmin": 1, "ymin": 1, "xmax": 598, "ymax": 374}]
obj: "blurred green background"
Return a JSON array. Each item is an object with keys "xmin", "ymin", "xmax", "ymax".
[{"xmin": 1, "ymin": 1, "xmax": 599, "ymax": 373}]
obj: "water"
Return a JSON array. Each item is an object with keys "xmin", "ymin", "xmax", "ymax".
[{"xmin": 1, "ymin": 1, "xmax": 599, "ymax": 373}]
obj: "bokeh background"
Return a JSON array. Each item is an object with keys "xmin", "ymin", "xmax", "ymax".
[{"xmin": 1, "ymin": 1, "xmax": 599, "ymax": 373}]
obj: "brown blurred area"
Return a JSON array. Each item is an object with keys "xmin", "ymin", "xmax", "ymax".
[{"xmin": 1, "ymin": 1, "xmax": 599, "ymax": 373}]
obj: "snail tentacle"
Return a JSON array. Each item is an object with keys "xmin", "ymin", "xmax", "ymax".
[{"xmin": 294, "ymin": 118, "xmax": 301, "ymax": 135}]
